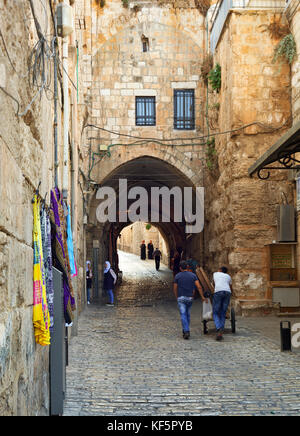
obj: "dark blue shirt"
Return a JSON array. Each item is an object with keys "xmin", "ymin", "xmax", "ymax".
[
  {"xmin": 174, "ymin": 271, "xmax": 198, "ymax": 297},
  {"xmin": 103, "ymin": 270, "xmax": 115, "ymax": 290}
]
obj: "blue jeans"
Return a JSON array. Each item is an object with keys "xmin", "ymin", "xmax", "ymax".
[
  {"xmin": 87, "ymin": 287, "xmax": 91, "ymax": 303},
  {"xmin": 177, "ymin": 296, "xmax": 193, "ymax": 333},
  {"xmin": 107, "ymin": 289, "xmax": 114, "ymax": 304},
  {"xmin": 213, "ymin": 291, "xmax": 231, "ymax": 331}
]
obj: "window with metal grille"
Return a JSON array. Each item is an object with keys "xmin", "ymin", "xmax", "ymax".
[
  {"xmin": 135, "ymin": 96, "xmax": 156, "ymax": 126},
  {"xmin": 174, "ymin": 89, "xmax": 195, "ymax": 130}
]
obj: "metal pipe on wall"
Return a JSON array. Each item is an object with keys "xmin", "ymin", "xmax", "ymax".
[{"xmin": 62, "ymin": 35, "xmax": 69, "ymax": 199}]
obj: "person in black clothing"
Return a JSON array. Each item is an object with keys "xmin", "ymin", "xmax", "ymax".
[
  {"xmin": 86, "ymin": 260, "xmax": 92, "ymax": 304},
  {"xmin": 172, "ymin": 249, "xmax": 181, "ymax": 277},
  {"xmin": 140, "ymin": 240, "xmax": 146, "ymax": 260},
  {"xmin": 153, "ymin": 248, "xmax": 162, "ymax": 270},
  {"xmin": 103, "ymin": 261, "xmax": 117, "ymax": 306},
  {"xmin": 147, "ymin": 240, "xmax": 154, "ymax": 259}
]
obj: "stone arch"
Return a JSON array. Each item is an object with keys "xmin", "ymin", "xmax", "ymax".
[
  {"xmin": 91, "ymin": 3, "xmax": 206, "ymax": 53},
  {"xmin": 86, "ymin": 155, "xmax": 204, "ymax": 302},
  {"xmin": 90, "ymin": 149, "xmax": 203, "ymax": 189}
]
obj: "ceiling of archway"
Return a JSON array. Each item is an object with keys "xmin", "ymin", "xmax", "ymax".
[
  {"xmin": 100, "ymin": 156, "xmax": 194, "ymax": 190},
  {"xmin": 89, "ymin": 156, "xmax": 197, "ymax": 247}
]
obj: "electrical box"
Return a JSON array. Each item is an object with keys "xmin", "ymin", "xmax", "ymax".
[
  {"xmin": 272, "ymin": 288, "xmax": 300, "ymax": 307},
  {"xmin": 56, "ymin": 3, "xmax": 74, "ymax": 37},
  {"xmin": 277, "ymin": 204, "xmax": 295, "ymax": 242}
]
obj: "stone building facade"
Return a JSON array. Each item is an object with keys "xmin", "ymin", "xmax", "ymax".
[
  {"xmin": 0, "ymin": 0, "xmax": 86, "ymax": 415},
  {"xmin": 1, "ymin": 0, "xmax": 300, "ymax": 416},
  {"xmin": 206, "ymin": 0, "xmax": 300, "ymax": 315},
  {"xmin": 83, "ymin": 0, "xmax": 208, "ymax": 287}
]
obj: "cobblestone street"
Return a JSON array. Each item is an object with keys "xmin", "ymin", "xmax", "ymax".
[{"xmin": 63, "ymin": 253, "xmax": 300, "ymax": 416}]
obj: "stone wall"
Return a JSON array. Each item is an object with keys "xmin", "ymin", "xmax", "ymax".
[
  {"xmin": 117, "ymin": 221, "xmax": 169, "ymax": 264},
  {"xmin": 205, "ymin": 9, "xmax": 294, "ymax": 313},
  {"xmin": 0, "ymin": 0, "xmax": 88, "ymax": 415},
  {"xmin": 0, "ymin": 0, "xmax": 55, "ymax": 415},
  {"xmin": 83, "ymin": 0, "xmax": 207, "ymax": 187},
  {"xmin": 286, "ymin": 0, "xmax": 300, "ymax": 123}
]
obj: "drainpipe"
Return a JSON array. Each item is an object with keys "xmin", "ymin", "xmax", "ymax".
[
  {"xmin": 62, "ymin": 35, "xmax": 69, "ymax": 200},
  {"xmin": 53, "ymin": 36, "xmax": 59, "ymax": 187},
  {"xmin": 50, "ymin": 0, "xmax": 58, "ymax": 187}
]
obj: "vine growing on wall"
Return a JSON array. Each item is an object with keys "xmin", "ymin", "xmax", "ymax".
[
  {"xmin": 272, "ymin": 33, "xmax": 297, "ymax": 66},
  {"xmin": 205, "ymin": 137, "xmax": 217, "ymax": 171},
  {"xmin": 95, "ymin": 0, "xmax": 106, "ymax": 7},
  {"xmin": 122, "ymin": 0, "xmax": 129, "ymax": 8},
  {"xmin": 208, "ymin": 63, "xmax": 221, "ymax": 93}
]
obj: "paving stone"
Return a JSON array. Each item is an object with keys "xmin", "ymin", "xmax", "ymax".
[{"xmin": 63, "ymin": 298, "xmax": 300, "ymax": 416}]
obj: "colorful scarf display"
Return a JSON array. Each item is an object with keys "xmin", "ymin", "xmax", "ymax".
[
  {"xmin": 40, "ymin": 205, "xmax": 54, "ymax": 331},
  {"xmin": 33, "ymin": 195, "xmax": 51, "ymax": 346},
  {"xmin": 50, "ymin": 187, "xmax": 76, "ymax": 324},
  {"xmin": 66, "ymin": 205, "xmax": 77, "ymax": 277}
]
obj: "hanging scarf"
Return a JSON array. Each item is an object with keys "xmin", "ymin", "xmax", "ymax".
[
  {"xmin": 33, "ymin": 195, "xmax": 50, "ymax": 346},
  {"xmin": 50, "ymin": 187, "xmax": 76, "ymax": 324},
  {"xmin": 66, "ymin": 205, "xmax": 77, "ymax": 277},
  {"xmin": 40, "ymin": 205, "xmax": 54, "ymax": 331}
]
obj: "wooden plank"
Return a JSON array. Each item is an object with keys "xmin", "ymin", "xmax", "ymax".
[
  {"xmin": 199, "ymin": 267, "xmax": 215, "ymax": 294},
  {"xmin": 196, "ymin": 267, "xmax": 214, "ymax": 295}
]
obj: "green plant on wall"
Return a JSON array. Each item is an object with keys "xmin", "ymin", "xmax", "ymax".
[
  {"xmin": 122, "ymin": 0, "xmax": 129, "ymax": 7},
  {"xmin": 272, "ymin": 33, "xmax": 296, "ymax": 66},
  {"xmin": 205, "ymin": 137, "xmax": 216, "ymax": 171},
  {"xmin": 208, "ymin": 63, "xmax": 221, "ymax": 93},
  {"xmin": 145, "ymin": 223, "xmax": 151, "ymax": 230}
]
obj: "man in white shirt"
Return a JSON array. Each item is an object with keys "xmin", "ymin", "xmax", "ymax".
[{"xmin": 212, "ymin": 266, "xmax": 233, "ymax": 341}]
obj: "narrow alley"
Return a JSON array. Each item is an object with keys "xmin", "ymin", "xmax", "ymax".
[
  {"xmin": 63, "ymin": 252, "xmax": 300, "ymax": 416},
  {"xmin": 2, "ymin": 0, "xmax": 300, "ymax": 417},
  {"xmin": 116, "ymin": 251, "xmax": 174, "ymax": 305}
]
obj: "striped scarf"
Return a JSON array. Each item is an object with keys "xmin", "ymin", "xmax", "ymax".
[{"xmin": 33, "ymin": 195, "xmax": 50, "ymax": 346}]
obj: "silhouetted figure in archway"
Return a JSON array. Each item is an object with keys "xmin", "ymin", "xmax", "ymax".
[
  {"xmin": 153, "ymin": 247, "xmax": 162, "ymax": 270},
  {"xmin": 140, "ymin": 240, "xmax": 146, "ymax": 260},
  {"xmin": 147, "ymin": 240, "xmax": 154, "ymax": 259},
  {"xmin": 171, "ymin": 249, "xmax": 181, "ymax": 277}
]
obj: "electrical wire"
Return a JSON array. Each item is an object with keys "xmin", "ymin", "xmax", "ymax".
[{"xmin": 84, "ymin": 117, "xmax": 291, "ymax": 144}]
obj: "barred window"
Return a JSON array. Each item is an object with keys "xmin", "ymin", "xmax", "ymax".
[
  {"xmin": 135, "ymin": 96, "xmax": 156, "ymax": 126},
  {"xmin": 174, "ymin": 89, "xmax": 195, "ymax": 130}
]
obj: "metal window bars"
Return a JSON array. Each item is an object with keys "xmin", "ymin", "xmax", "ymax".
[
  {"xmin": 174, "ymin": 89, "xmax": 195, "ymax": 130},
  {"xmin": 135, "ymin": 96, "xmax": 156, "ymax": 126}
]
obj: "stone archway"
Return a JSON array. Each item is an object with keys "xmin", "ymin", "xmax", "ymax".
[{"xmin": 86, "ymin": 155, "xmax": 204, "ymax": 304}]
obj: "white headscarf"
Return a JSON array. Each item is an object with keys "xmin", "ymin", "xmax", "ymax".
[
  {"xmin": 104, "ymin": 261, "xmax": 117, "ymax": 284},
  {"xmin": 104, "ymin": 261, "xmax": 111, "ymax": 274},
  {"xmin": 86, "ymin": 260, "xmax": 91, "ymax": 272}
]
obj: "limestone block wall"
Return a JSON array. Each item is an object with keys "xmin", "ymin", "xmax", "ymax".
[
  {"xmin": 0, "ymin": 1, "xmax": 55, "ymax": 415},
  {"xmin": 0, "ymin": 0, "xmax": 88, "ymax": 415},
  {"xmin": 205, "ymin": 9, "xmax": 294, "ymax": 310},
  {"xmin": 286, "ymin": 0, "xmax": 300, "ymax": 123},
  {"xmin": 83, "ymin": 0, "xmax": 207, "ymax": 185},
  {"xmin": 82, "ymin": 0, "xmax": 208, "ymax": 294},
  {"xmin": 117, "ymin": 221, "xmax": 169, "ymax": 264}
]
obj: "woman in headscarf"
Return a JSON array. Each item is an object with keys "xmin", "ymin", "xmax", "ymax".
[
  {"xmin": 103, "ymin": 261, "xmax": 117, "ymax": 306},
  {"xmin": 140, "ymin": 240, "xmax": 146, "ymax": 260},
  {"xmin": 86, "ymin": 260, "xmax": 92, "ymax": 304}
]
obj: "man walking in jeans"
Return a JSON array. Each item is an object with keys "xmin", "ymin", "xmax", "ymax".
[
  {"xmin": 173, "ymin": 261, "xmax": 206, "ymax": 339},
  {"xmin": 213, "ymin": 266, "xmax": 233, "ymax": 341}
]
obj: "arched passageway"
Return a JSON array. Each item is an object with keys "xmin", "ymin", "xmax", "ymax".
[{"xmin": 86, "ymin": 155, "xmax": 204, "ymax": 304}]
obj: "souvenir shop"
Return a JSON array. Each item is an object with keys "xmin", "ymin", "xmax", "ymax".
[{"xmin": 32, "ymin": 185, "xmax": 77, "ymax": 415}]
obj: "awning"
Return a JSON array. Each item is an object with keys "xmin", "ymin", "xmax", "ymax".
[{"xmin": 248, "ymin": 119, "xmax": 300, "ymax": 179}]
